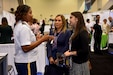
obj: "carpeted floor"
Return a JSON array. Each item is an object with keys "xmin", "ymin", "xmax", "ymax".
[{"xmin": 90, "ymin": 50, "xmax": 113, "ymax": 75}]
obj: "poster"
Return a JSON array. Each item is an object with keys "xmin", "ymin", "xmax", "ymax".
[{"xmin": 85, "ymin": 0, "xmax": 91, "ymax": 11}]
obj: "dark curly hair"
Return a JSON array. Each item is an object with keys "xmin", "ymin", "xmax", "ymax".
[{"xmin": 15, "ymin": 5, "xmax": 30, "ymax": 22}]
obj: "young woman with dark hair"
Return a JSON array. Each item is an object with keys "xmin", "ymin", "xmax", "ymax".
[{"xmin": 64, "ymin": 11, "xmax": 90, "ymax": 75}]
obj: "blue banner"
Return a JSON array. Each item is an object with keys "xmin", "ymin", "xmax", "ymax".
[{"xmin": 85, "ymin": 0, "xmax": 91, "ymax": 11}]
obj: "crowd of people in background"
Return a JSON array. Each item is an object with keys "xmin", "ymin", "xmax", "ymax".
[
  {"xmin": 1, "ymin": 4, "xmax": 113, "ymax": 75},
  {"xmin": 85, "ymin": 14, "xmax": 113, "ymax": 55}
]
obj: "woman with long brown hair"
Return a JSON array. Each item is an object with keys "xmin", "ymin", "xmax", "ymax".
[{"xmin": 64, "ymin": 11, "xmax": 90, "ymax": 75}]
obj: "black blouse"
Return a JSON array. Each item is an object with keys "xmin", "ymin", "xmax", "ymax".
[{"xmin": 71, "ymin": 30, "xmax": 90, "ymax": 64}]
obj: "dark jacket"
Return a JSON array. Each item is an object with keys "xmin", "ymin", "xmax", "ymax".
[
  {"xmin": 46, "ymin": 30, "xmax": 72, "ymax": 59},
  {"xmin": 93, "ymin": 23, "xmax": 102, "ymax": 38},
  {"xmin": 0, "ymin": 25, "xmax": 13, "ymax": 44}
]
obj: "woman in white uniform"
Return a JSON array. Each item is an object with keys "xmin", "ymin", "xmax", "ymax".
[{"xmin": 14, "ymin": 5, "xmax": 50, "ymax": 75}]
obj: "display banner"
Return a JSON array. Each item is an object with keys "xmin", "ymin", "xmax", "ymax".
[
  {"xmin": 0, "ymin": 0, "xmax": 3, "ymax": 15},
  {"xmin": 85, "ymin": 0, "xmax": 91, "ymax": 11}
]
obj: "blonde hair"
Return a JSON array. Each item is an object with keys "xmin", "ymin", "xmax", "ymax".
[{"xmin": 54, "ymin": 14, "xmax": 67, "ymax": 33}]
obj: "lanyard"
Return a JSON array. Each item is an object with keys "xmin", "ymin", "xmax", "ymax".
[
  {"xmin": 69, "ymin": 33, "xmax": 74, "ymax": 69},
  {"xmin": 52, "ymin": 31, "xmax": 62, "ymax": 50}
]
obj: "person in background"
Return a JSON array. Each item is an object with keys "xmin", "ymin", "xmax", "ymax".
[
  {"xmin": 111, "ymin": 27, "xmax": 113, "ymax": 32},
  {"xmin": 96, "ymin": 15, "xmax": 100, "ymax": 20},
  {"xmin": 101, "ymin": 19, "xmax": 110, "ymax": 49},
  {"xmin": 90, "ymin": 14, "xmax": 102, "ymax": 52},
  {"xmin": 31, "ymin": 18, "xmax": 41, "ymax": 36},
  {"xmin": 64, "ymin": 11, "xmax": 90, "ymax": 75},
  {"xmin": 66, "ymin": 19, "xmax": 69, "ymax": 29},
  {"xmin": 86, "ymin": 19, "xmax": 93, "ymax": 35},
  {"xmin": 45, "ymin": 14, "xmax": 72, "ymax": 75},
  {"xmin": 102, "ymin": 19, "xmax": 110, "ymax": 34},
  {"xmin": 0, "ymin": 17, "xmax": 13, "ymax": 44},
  {"xmin": 14, "ymin": 5, "xmax": 50, "ymax": 75},
  {"xmin": 86, "ymin": 18, "xmax": 94, "ymax": 48},
  {"xmin": 95, "ymin": 14, "xmax": 103, "ymax": 26},
  {"xmin": 93, "ymin": 20, "xmax": 102, "ymax": 54},
  {"xmin": 40, "ymin": 19, "xmax": 45, "ymax": 35},
  {"xmin": 9, "ymin": 8, "xmax": 15, "ymax": 14},
  {"xmin": 108, "ymin": 16, "xmax": 113, "ymax": 29}
]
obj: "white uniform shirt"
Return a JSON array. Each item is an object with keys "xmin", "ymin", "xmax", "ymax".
[{"xmin": 14, "ymin": 20, "xmax": 37, "ymax": 63}]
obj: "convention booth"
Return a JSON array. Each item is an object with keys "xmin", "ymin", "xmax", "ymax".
[{"xmin": 83, "ymin": 10, "xmax": 113, "ymax": 51}]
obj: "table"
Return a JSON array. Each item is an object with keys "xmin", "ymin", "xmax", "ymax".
[
  {"xmin": 108, "ymin": 32, "xmax": 113, "ymax": 43},
  {"xmin": 90, "ymin": 33, "xmax": 108, "ymax": 52},
  {"xmin": 0, "ymin": 44, "xmax": 16, "ymax": 75},
  {"xmin": 0, "ymin": 53, "xmax": 8, "ymax": 75},
  {"xmin": 0, "ymin": 43, "xmax": 47, "ymax": 75},
  {"xmin": 108, "ymin": 32, "xmax": 113, "ymax": 54}
]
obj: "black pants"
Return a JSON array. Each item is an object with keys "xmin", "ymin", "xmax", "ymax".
[
  {"xmin": 44, "ymin": 64, "xmax": 69, "ymax": 75},
  {"xmin": 94, "ymin": 35, "xmax": 102, "ymax": 54},
  {"xmin": 15, "ymin": 61, "xmax": 37, "ymax": 75}
]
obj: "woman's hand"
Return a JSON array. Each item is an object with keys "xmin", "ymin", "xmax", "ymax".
[
  {"xmin": 49, "ymin": 57, "xmax": 55, "ymax": 64},
  {"xmin": 40, "ymin": 34, "xmax": 50, "ymax": 42},
  {"xmin": 64, "ymin": 50, "xmax": 77, "ymax": 56},
  {"xmin": 64, "ymin": 50, "xmax": 71, "ymax": 57},
  {"xmin": 54, "ymin": 59, "xmax": 58, "ymax": 64},
  {"xmin": 49, "ymin": 35, "xmax": 55, "ymax": 41}
]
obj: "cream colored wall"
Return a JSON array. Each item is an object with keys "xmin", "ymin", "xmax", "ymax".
[
  {"xmin": 3, "ymin": 0, "xmax": 18, "ymax": 12},
  {"xmin": 101, "ymin": 0, "xmax": 110, "ymax": 10},
  {"xmin": 102, "ymin": 0, "xmax": 109, "ymax": 8},
  {"xmin": 77, "ymin": 0, "xmax": 84, "ymax": 8},
  {"xmin": 79, "ymin": 1, "xmax": 85, "ymax": 12},
  {"xmin": 88, "ymin": 0, "xmax": 109, "ymax": 12},
  {"xmin": 0, "ymin": 0, "xmax": 3, "ymax": 14},
  {"xmin": 26, "ymin": 0, "xmax": 78, "ymax": 22}
]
